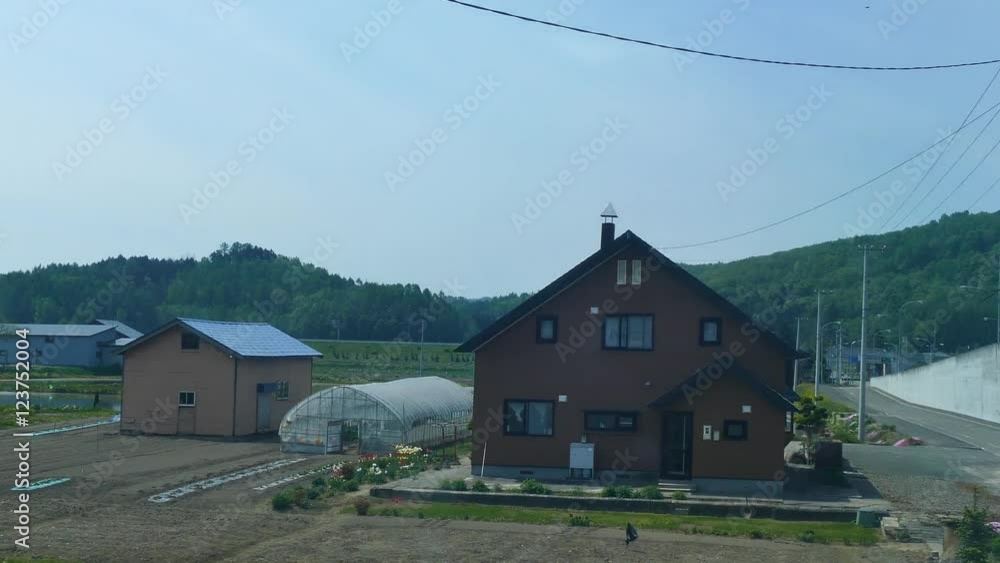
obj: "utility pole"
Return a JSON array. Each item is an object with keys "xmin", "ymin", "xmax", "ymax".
[
  {"xmin": 837, "ymin": 327, "xmax": 843, "ymax": 385},
  {"xmin": 814, "ymin": 291, "xmax": 828, "ymax": 398},
  {"xmin": 418, "ymin": 319, "xmax": 425, "ymax": 377},
  {"xmin": 793, "ymin": 317, "xmax": 806, "ymax": 389},
  {"xmin": 858, "ymin": 243, "xmax": 885, "ymax": 443}
]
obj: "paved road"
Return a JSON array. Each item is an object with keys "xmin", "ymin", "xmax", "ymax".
[{"xmin": 820, "ymin": 384, "xmax": 1000, "ymax": 457}]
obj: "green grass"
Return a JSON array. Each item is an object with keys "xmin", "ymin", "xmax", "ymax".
[
  {"xmin": 796, "ymin": 385, "xmax": 854, "ymax": 414},
  {"xmin": 0, "ymin": 381, "xmax": 121, "ymax": 394},
  {"xmin": 0, "ymin": 364, "xmax": 122, "ymax": 379},
  {"xmin": 0, "ymin": 406, "xmax": 117, "ymax": 429},
  {"xmin": 305, "ymin": 340, "xmax": 473, "ymax": 386},
  {"xmin": 345, "ymin": 501, "xmax": 879, "ymax": 545}
]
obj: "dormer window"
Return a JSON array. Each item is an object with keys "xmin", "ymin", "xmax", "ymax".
[{"xmin": 536, "ymin": 316, "xmax": 557, "ymax": 344}]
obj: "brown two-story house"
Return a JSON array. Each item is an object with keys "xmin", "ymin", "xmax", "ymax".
[{"xmin": 457, "ymin": 209, "xmax": 803, "ymax": 494}]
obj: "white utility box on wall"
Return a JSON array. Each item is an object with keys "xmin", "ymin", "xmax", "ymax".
[{"xmin": 569, "ymin": 442, "xmax": 595, "ymax": 479}]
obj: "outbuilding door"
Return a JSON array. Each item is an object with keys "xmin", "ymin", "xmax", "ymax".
[
  {"xmin": 660, "ymin": 412, "xmax": 693, "ymax": 479},
  {"xmin": 256, "ymin": 383, "xmax": 275, "ymax": 433},
  {"xmin": 177, "ymin": 407, "xmax": 196, "ymax": 435}
]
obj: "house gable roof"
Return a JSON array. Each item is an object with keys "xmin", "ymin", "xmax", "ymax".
[
  {"xmin": 94, "ymin": 319, "xmax": 143, "ymax": 339},
  {"xmin": 0, "ymin": 324, "xmax": 116, "ymax": 338},
  {"xmin": 117, "ymin": 318, "xmax": 322, "ymax": 359},
  {"xmin": 649, "ymin": 360, "xmax": 800, "ymax": 412},
  {"xmin": 455, "ymin": 230, "xmax": 802, "ymax": 357}
]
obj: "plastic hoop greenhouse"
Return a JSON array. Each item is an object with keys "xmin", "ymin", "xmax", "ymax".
[{"xmin": 279, "ymin": 376, "xmax": 473, "ymax": 454}]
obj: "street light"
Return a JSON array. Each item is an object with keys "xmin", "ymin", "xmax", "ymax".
[
  {"xmin": 814, "ymin": 290, "xmax": 834, "ymax": 397},
  {"xmin": 819, "ymin": 321, "xmax": 841, "ymax": 389},
  {"xmin": 959, "ymin": 253, "xmax": 1000, "ymax": 345},
  {"xmin": 897, "ymin": 300, "xmax": 923, "ymax": 372}
]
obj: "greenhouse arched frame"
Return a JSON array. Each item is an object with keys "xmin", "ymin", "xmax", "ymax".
[{"xmin": 279, "ymin": 376, "xmax": 473, "ymax": 454}]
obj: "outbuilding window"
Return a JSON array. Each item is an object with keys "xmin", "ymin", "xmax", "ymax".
[
  {"xmin": 178, "ymin": 391, "xmax": 196, "ymax": 407},
  {"xmin": 504, "ymin": 400, "xmax": 554, "ymax": 436},
  {"xmin": 276, "ymin": 382, "xmax": 289, "ymax": 401},
  {"xmin": 181, "ymin": 332, "xmax": 200, "ymax": 351}
]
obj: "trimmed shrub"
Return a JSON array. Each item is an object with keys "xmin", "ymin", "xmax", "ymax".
[
  {"xmin": 519, "ymin": 479, "xmax": 552, "ymax": 495},
  {"xmin": 471, "ymin": 480, "xmax": 490, "ymax": 492},
  {"xmin": 271, "ymin": 491, "xmax": 294, "ymax": 511},
  {"xmin": 352, "ymin": 497, "xmax": 370, "ymax": 516},
  {"xmin": 306, "ymin": 488, "xmax": 322, "ymax": 500},
  {"xmin": 639, "ymin": 485, "xmax": 663, "ymax": 500},
  {"xmin": 439, "ymin": 479, "xmax": 468, "ymax": 491},
  {"xmin": 671, "ymin": 491, "xmax": 688, "ymax": 501},
  {"xmin": 343, "ymin": 480, "xmax": 360, "ymax": 492},
  {"xmin": 601, "ymin": 485, "xmax": 637, "ymax": 499},
  {"xmin": 568, "ymin": 514, "xmax": 592, "ymax": 527}
]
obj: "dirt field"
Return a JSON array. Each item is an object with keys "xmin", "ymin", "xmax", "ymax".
[{"xmin": 0, "ymin": 424, "xmax": 929, "ymax": 562}]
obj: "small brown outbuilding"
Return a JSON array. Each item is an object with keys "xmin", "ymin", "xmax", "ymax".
[{"xmin": 118, "ymin": 318, "xmax": 321, "ymax": 437}]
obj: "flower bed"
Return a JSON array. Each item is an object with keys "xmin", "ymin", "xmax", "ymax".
[{"xmin": 272, "ymin": 444, "xmax": 451, "ymax": 510}]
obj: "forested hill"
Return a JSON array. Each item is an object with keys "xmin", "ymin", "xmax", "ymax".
[
  {"xmin": 685, "ymin": 211, "xmax": 999, "ymax": 353},
  {"xmin": 1, "ymin": 211, "xmax": 997, "ymax": 352},
  {"xmin": 0, "ymin": 242, "xmax": 528, "ymax": 343}
]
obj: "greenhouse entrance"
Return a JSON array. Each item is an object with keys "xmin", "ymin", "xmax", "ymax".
[{"xmin": 279, "ymin": 376, "xmax": 473, "ymax": 455}]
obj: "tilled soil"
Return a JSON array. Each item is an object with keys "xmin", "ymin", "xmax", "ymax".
[{"xmin": 0, "ymin": 427, "xmax": 931, "ymax": 562}]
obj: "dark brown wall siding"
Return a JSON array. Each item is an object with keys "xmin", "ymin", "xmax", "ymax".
[{"xmin": 472, "ymin": 246, "xmax": 790, "ymax": 480}]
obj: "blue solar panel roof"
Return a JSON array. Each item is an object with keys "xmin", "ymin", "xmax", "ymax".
[{"xmin": 177, "ymin": 318, "xmax": 321, "ymax": 358}]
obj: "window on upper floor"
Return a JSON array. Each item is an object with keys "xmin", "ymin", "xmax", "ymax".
[
  {"xmin": 536, "ymin": 316, "xmax": 557, "ymax": 344},
  {"xmin": 616, "ymin": 260, "xmax": 628, "ymax": 285},
  {"xmin": 631, "ymin": 259, "xmax": 642, "ymax": 286},
  {"xmin": 603, "ymin": 315, "xmax": 653, "ymax": 350},
  {"xmin": 700, "ymin": 317, "xmax": 722, "ymax": 346},
  {"xmin": 503, "ymin": 400, "xmax": 554, "ymax": 436}
]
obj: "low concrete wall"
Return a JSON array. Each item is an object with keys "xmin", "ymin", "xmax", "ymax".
[
  {"xmin": 370, "ymin": 487, "xmax": 867, "ymax": 522},
  {"xmin": 870, "ymin": 344, "xmax": 1000, "ymax": 424}
]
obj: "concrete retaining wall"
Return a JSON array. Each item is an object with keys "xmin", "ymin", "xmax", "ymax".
[
  {"xmin": 370, "ymin": 487, "xmax": 867, "ymax": 522},
  {"xmin": 870, "ymin": 344, "xmax": 1000, "ymax": 424}
]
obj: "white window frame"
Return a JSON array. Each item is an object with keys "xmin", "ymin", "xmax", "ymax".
[
  {"xmin": 616, "ymin": 260, "xmax": 627, "ymax": 285},
  {"xmin": 631, "ymin": 259, "xmax": 642, "ymax": 286},
  {"xmin": 178, "ymin": 391, "xmax": 196, "ymax": 408}
]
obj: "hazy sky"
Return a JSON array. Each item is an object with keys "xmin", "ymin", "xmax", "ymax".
[{"xmin": 3, "ymin": 0, "xmax": 999, "ymax": 297}]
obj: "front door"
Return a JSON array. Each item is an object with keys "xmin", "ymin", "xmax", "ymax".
[{"xmin": 661, "ymin": 412, "xmax": 693, "ymax": 479}]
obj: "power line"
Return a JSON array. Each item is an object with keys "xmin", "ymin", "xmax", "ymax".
[
  {"xmin": 889, "ymin": 105, "xmax": 1000, "ymax": 230},
  {"xmin": 655, "ymin": 99, "xmax": 1000, "ymax": 250},
  {"xmin": 965, "ymin": 175, "xmax": 1000, "ymax": 210},
  {"xmin": 915, "ymin": 134, "xmax": 1000, "ymax": 224},
  {"xmin": 880, "ymin": 64, "xmax": 1000, "ymax": 231},
  {"xmin": 441, "ymin": 0, "xmax": 1000, "ymax": 71}
]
